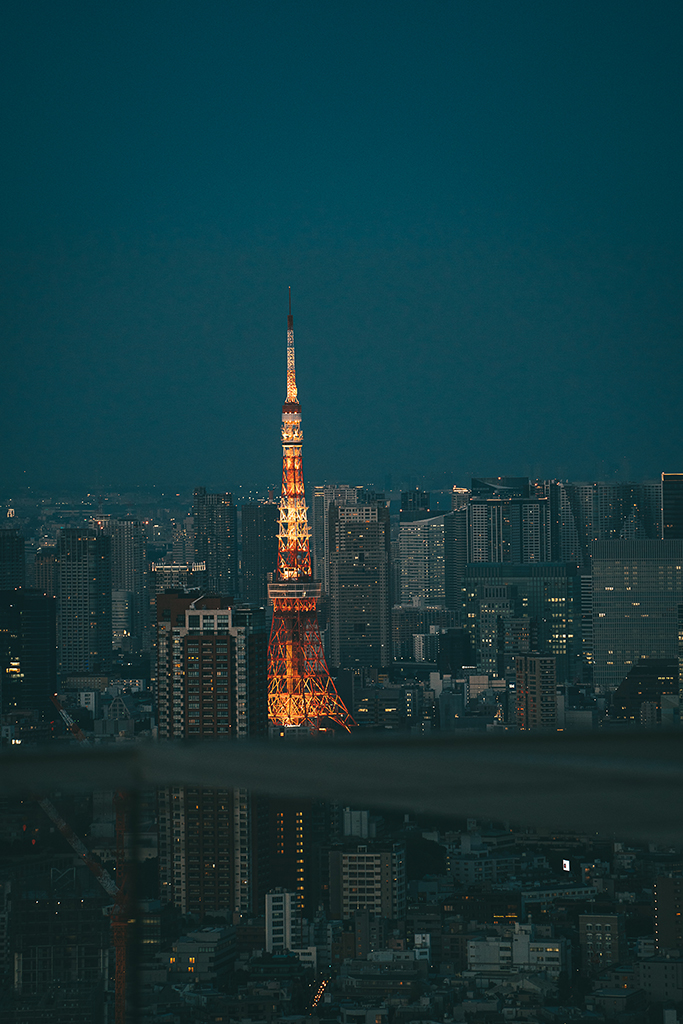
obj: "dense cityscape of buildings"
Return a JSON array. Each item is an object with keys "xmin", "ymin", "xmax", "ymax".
[{"xmin": 0, "ymin": 469, "xmax": 682, "ymax": 1021}]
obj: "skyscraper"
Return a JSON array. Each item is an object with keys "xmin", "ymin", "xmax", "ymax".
[
  {"xmin": 93, "ymin": 516, "xmax": 148, "ymax": 652},
  {"xmin": 156, "ymin": 594, "xmax": 268, "ymax": 916},
  {"xmin": 57, "ymin": 528, "xmax": 112, "ymax": 676},
  {"xmin": 0, "ymin": 589, "xmax": 57, "ymax": 717},
  {"xmin": 546, "ymin": 481, "xmax": 661, "ymax": 569},
  {"xmin": 463, "ymin": 563, "xmax": 582, "ymax": 683},
  {"xmin": 662, "ymin": 473, "xmax": 683, "ymax": 539},
  {"xmin": 241, "ymin": 502, "xmax": 278, "ymax": 604},
  {"xmin": 0, "ymin": 528, "xmax": 25, "ymax": 590},
  {"xmin": 591, "ymin": 540, "xmax": 683, "ymax": 693},
  {"xmin": 193, "ymin": 488, "xmax": 238, "ymax": 598},
  {"xmin": 328, "ymin": 500, "xmax": 391, "ymax": 670},
  {"xmin": 399, "ymin": 514, "xmax": 447, "ymax": 605},
  {"xmin": 311, "ymin": 484, "xmax": 360, "ymax": 593}
]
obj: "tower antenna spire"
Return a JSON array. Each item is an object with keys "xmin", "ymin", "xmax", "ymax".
[{"xmin": 286, "ymin": 287, "xmax": 297, "ymax": 403}]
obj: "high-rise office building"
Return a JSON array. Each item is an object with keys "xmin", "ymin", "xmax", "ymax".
[
  {"xmin": 156, "ymin": 594, "xmax": 268, "ymax": 916},
  {"xmin": 399, "ymin": 514, "xmax": 447, "ymax": 605},
  {"xmin": 0, "ymin": 589, "xmax": 57, "ymax": 717},
  {"xmin": 463, "ymin": 563, "xmax": 582, "ymax": 684},
  {"xmin": 329, "ymin": 501, "xmax": 391, "ymax": 670},
  {"xmin": 515, "ymin": 654, "xmax": 557, "ymax": 730},
  {"xmin": 193, "ymin": 488, "xmax": 238, "ymax": 597},
  {"xmin": 591, "ymin": 540, "xmax": 683, "ymax": 693},
  {"xmin": 0, "ymin": 529, "xmax": 25, "ymax": 590},
  {"xmin": 241, "ymin": 502, "xmax": 278, "ymax": 604},
  {"xmin": 545, "ymin": 481, "xmax": 661, "ymax": 569},
  {"xmin": 311, "ymin": 484, "xmax": 359, "ymax": 593},
  {"xmin": 662, "ymin": 473, "xmax": 683, "ymax": 539},
  {"xmin": 33, "ymin": 546, "xmax": 57, "ymax": 598},
  {"xmin": 93, "ymin": 516, "xmax": 148, "ymax": 652},
  {"xmin": 444, "ymin": 508, "xmax": 467, "ymax": 611},
  {"xmin": 467, "ymin": 497, "xmax": 552, "ymax": 564},
  {"xmin": 57, "ymin": 528, "xmax": 112, "ymax": 676}
]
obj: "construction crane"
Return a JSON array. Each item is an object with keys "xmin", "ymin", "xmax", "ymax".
[{"xmin": 43, "ymin": 692, "xmax": 132, "ymax": 1024}]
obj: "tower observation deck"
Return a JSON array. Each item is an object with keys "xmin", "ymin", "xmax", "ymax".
[{"xmin": 267, "ymin": 292, "xmax": 355, "ymax": 731}]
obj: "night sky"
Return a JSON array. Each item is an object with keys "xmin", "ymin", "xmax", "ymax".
[{"xmin": 1, "ymin": 1, "xmax": 681, "ymax": 493}]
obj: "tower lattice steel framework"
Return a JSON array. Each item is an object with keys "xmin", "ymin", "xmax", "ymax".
[{"xmin": 267, "ymin": 292, "xmax": 355, "ymax": 731}]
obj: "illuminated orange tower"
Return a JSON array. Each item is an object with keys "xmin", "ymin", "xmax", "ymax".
[{"xmin": 268, "ymin": 292, "xmax": 354, "ymax": 730}]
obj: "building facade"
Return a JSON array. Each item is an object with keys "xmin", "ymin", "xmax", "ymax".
[
  {"xmin": 156, "ymin": 594, "xmax": 268, "ymax": 916},
  {"xmin": 329, "ymin": 502, "xmax": 391, "ymax": 670},
  {"xmin": 329, "ymin": 842, "xmax": 407, "ymax": 921},
  {"xmin": 515, "ymin": 654, "xmax": 558, "ymax": 730},
  {"xmin": 57, "ymin": 528, "xmax": 112, "ymax": 676},
  {"xmin": 241, "ymin": 502, "xmax": 278, "ymax": 605},
  {"xmin": 591, "ymin": 540, "xmax": 683, "ymax": 693},
  {"xmin": 193, "ymin": 488, "xmax": 238, "ymax": 597}
]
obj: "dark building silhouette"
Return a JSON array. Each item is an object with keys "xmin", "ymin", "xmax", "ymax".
[
  {"xmin": 33, "ymin": 546, "xmax": 57, "ymax": 598},
  {"xmin": 193, "ymin": 488, "xmax": 238, "ymax": 597},
  {"xmin": 0, "ymin": 528, "xmax": 25, "ymax": 589},
  {"xmin": 400, "ymin": 488, "xmax": 430, "ymax": 515},
  {"xmin": 654, "ymin": 876, "xmax": 683, "ymax": 951},
  {"xmin": 0, "ymin": 589, "xmax": 57, "ymax": 718},
  {"xmin": 544, "ymin": 480, "xmax": 661, "ymax": 568},
  {"xmin": 444, "ymin": 508, "xmax": 467, "ymax": 612},
  {"xmin": 662, "ymin": 473, "xmax": 683, "ymax": 539},
  {"xmin": 93, "ymin": 516, "xmax": 149, "ymax": 652},
  {"xmin": 329, "ymin": 499, "xmax": 391, "ymax": 670},
  {"xmin": 57, "ymin": 528, "xmax": 112, "ymax": 676},
  {"xmin": 609, "ymin": 658, "xmax": 679, "ymax": 725},
  {"xmin": 463, "ymin": 563, "xmax": 582, "ymax": 683},
  {"xmin": 241, "ymin": 502, "xmax": 278, "ymax": 604}
]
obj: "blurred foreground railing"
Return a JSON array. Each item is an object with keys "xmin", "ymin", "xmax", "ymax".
[{"xmin": 2, "ymin": 729, "xmax": 683, "ymax": 843}]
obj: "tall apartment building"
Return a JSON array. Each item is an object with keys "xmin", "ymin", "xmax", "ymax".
[
  {"xmin": 329, "ymin": 501, "xmax": 391, "ymax": 670},
  {"xmin": 591, "ymin": 540, "xmax": 683, "ymax": 693},
  {"xmin": 265, "ymin": 889, "xmax": 301, "ymax": 953},
  {"xmin": 241, "ymin": 502, "xmax": 278, "ymax": 604},
  {"xmin": 662, "ymin": 473, "xmax": 683, "ymax": 539},
  {"xmin": 0, "ymin": 528, "xmax": 25, "ymax": 589},
  {"xmin": 329, "ymin": 842, "xmax": 407, "ymax": 921},
  {"xmin": 312, "ymin": 484, "xmax": 360, "ymax": 593},
  {"xmin": 57, "ymin": 528, "xmax": 112, "ymax": 675},
  {"xmin": 399, "ymin": 514, "xmax": 447, "ymax": 605},
  {"xmin": 156, "ymin": 594, "xmax": 268, "ymax": 916},
  {"xmin": 515, "ymin": 655, "xmax": 557, "ymax": 730},
  {"xmin": 193, "ymin": 488, "xmax": 238, "ymax": 597}
]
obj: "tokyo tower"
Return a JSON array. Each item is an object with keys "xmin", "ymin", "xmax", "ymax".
[{"xmin": 267, "ymin": 292, "xmax": 355, "ymax": 731}]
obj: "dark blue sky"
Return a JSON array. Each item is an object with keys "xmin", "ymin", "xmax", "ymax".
[{"xmin": 1, "ymin": 0, "xmax": 681, "ymax": 492}]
